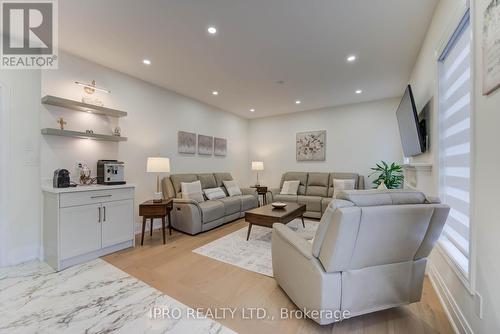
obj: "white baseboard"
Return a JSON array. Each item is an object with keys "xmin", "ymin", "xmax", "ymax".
[{"xmin": 427, "ymin": 263, "xmax": 473, "ymax": 334}]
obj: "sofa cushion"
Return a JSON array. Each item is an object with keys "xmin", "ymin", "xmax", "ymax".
[
  {"xmin": 280, "ymin": 180, "xmax": 300, "ymax": 195},
  {"xmin": 198, "ymin": 200, "xmax": 225, "ymax": 223},
  {"xmin": 328, "ymin": 172, "xmax": 359, "ymax": 197},
  {"xmin": 181, "ymin": 181, "xmax": 204, "ymax": 203},
  {"xmin": 240, "ymin": 194, "xmax": 258, "ymax": 211},
  {"xmin": 197, "ymin": 173, "xmax": 217, "ymax": 189},
  {"xmin": 223, "ymin": 180, "xmax": 242, "ymax": 196},
  {"xmin": 332, "ymin": 179, "xmax": 355, "ymax": 197},
  {"xmin": 214, "ymin": 172, "xmax": 233, "ymax": 187},
  {"xmin": 298, "ymin": 195, "xmax": 322, "ymax": 212},
  {"xmin": 203, "ymin": 187, "xmax": 226, "ymax": 200},
  {"xmin": 306, "ymin": 172, "xmax": 329, "ymax": 197},
  {"xmin": 219, "ymin": 196, "xmax": 241, "ymax": 215},
  {"xmin": 274, "ymin": 194, "xmax": 298, "ymax": 203},
  {"xmin": 280, "ymin": 172, "xmax": 308, "ymax": 195},
  {"xmin": 171, "ymin": 174, "xmax": 198, "ymax": 196}
]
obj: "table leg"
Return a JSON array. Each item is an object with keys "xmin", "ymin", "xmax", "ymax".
[
  {"xmin": 168, "ymin": 212, "xmax": 172, "ymax": 235},
  {"xmin": 161, "ymin": 217, "xmax": 166, "ymax": 244},
  {"xmin": 150, "ymin": 218, "xmax": 153, "ymax": 236},
  {"xmin": 141, "ymin": 216, "xmax": 146, "ymax": 246},
  {"xmin": 246, "ymin": 223, "xmax": 253, "ymax": 241},
  {"xmin": 301, "ymin": 215, "xmax": 305, "ymax": 228}
]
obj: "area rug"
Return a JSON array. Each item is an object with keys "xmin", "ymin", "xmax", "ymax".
[
  {"xmin": 0, "ymin": 258, "xmax": 235, "ymax": 334},
  {"xmin": 193, "ymin": 218, "xmax": 319, "ymax": 277}
]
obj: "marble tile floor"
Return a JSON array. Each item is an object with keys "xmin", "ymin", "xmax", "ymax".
[{"xmin": 0, "ymin": 258, "xmax": 236, "ymax": 334}]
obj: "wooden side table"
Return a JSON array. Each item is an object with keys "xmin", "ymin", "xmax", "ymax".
[
  {"xmin": 139, "ymin": 199, "xmax": 173, "ymax": 245},
  {"xmin": 252, "ymin": 186, "xmax": 270, "ymax": 206}
]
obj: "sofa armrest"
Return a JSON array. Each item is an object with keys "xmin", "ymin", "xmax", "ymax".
[
  {"xmin": 269, "ymin": 188, "xmax": 281, "ymax": 202},
  {"xmin": 173, "ymin": 198, "xmax": 200, "ymax": 207},
  {"xmin": 171, "ymin": 198, "xmax": 203, "ymax": 235},
  {"xmin": 272, "ymin": 223, "xmax": 313, "ymax": 259},
  {"xmin": 241, "ymin": 187, "xmax": 257, "ymax": 196}
]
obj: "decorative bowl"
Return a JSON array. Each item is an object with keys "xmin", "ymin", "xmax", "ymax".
[{"xmin": 271, "ymin": 202, "xmax": 287, "ymax": 209}]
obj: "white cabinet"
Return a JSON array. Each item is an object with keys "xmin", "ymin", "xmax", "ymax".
[
  {"xmin": 102, "ymin": 199, "xmax": 134, "ymax": 248},
  {"xmin": 43, "ymin": 184, "xmax": 135, "ymax": 271},
  {"xmin": 60, "ymin": 203, "xmax": 102, "ymax": 259}
]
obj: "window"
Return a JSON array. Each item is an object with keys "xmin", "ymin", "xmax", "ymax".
[{"xmin": 438, "ymin": 11, "xmax": 471, "ymax": 278}]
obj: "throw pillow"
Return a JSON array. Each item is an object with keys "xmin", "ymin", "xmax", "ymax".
[
  {"xmin": 332, "ymin": 179, "xmax": 355, "ymax": 198},
  {"xmin": 280, "ymin": 180, "xmax": 300, "ymax": 195},
  {"xmin": 203, "ymin": 187, "xmax": 226, "ymax": 200},
  {"xmin": 223, "ymin": 180, "xmax": 242, "ymax": 196},
  {"xmin": 181, "ymin": 180, "xmax": 204, "ymax": 202}
]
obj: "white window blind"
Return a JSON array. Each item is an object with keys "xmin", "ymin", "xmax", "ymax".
[{"xmin": 438, "ymin": 12, "xmax": 471, "ymax": 277}]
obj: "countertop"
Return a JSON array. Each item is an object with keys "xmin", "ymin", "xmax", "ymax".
[{"xmin": 42, "ymin": 183, "xmax": 135, "ymax": 194}]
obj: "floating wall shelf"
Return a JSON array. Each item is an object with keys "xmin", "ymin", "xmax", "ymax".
[
  {"xmin": 41, "ymin": 95, "xmax": 127, "ymax": 117},
  {"xmin": 41, "ymin": 128, "xmax": 127, "ymax": 142}
]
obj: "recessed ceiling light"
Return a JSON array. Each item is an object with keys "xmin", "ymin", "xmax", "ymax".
[
  {"xmin": 295, "ymin": 100, "xmax": 301, "ymax": 104},
  {"xmin": 212, "ymin": 91, "xmax": 219, "ymax": 96},
  {"xmin": 207, "ymin": 26, "xmax": 217, "ymax": 34},
  {"xmin": 142, "ymin": 59, "xmax": 151, "ymax": 65},
  {"xmin": 355, "ymin": 89, "xmax": 362, "ymax": 94},
  {"xmin": 250, "ymin": 108, "xmax": 255, "ymax": 112},
  {"xmin": 347, "ymin": 55, "xmax": 357, "ymax": 62}
]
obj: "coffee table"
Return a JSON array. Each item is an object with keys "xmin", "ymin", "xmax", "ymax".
[{"xmin": 245, "ymin": 203, "xmax": 306, "ymax": 240}]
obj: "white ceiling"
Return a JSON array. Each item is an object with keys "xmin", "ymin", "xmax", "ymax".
[{"xmin": 59, "ymin": 0, "xmax": 437, "ymax": 119}]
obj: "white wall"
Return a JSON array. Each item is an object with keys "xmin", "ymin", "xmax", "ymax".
[
  {"xmin": 41, "ymin": 52, "xmax": 250, "ymax": 229},
  {"xmin": 470, "ymin": 0, "xmax": 500, "ymax": 331},
  {"xmin": 408, "ymin": 0, "xmax": 500, "ymax": 332},
  {"xmin": 247, "ymin": 98, "xmax": 403, "ymax": 188},
  {"xmin": 0, "ymin": 70, "xmax": 42, "ymax": 267}
]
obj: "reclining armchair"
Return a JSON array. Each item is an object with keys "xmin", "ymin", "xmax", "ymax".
[{"xmin": 272, "ymin": 190, "xmax": 449, "ymax": 324}]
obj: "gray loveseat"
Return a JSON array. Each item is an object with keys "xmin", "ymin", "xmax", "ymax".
[
  {"xmin": 162, "ymin": 172, "xmax": 258, "ymax": 235},
  {"xmin": 269, "ymin": 172, "xmax": 365, "ymax": 219}
]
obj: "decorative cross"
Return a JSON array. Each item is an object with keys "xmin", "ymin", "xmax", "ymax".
[{"xmin": 57, "ymin": 117, "xmax": 67, "ymax": 130}]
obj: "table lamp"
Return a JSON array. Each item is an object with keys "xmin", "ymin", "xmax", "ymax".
[
  {"xmin": 251, "ymin": 161, "xmax": 264, "ymax": 186},
  {"xmin": 147, "ymin": 157, "xmax": 170, "ymax": 203}
]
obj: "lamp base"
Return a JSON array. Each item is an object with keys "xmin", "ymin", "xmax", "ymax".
[{"xmin": 153, "ymin": 191, "xmax": 163, "ymax": 203}]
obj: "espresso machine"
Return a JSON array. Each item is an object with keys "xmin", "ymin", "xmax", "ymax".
[{"xmin": 97, "ymin": 160, "xmax": 126, "ymax": 185}]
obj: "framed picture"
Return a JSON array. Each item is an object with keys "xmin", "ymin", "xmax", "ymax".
[
  {"xmin": 296, "ymin": 130, "xmax": 326, "ymax": 161},
  {"xmin": 198, "ymin": 134, "xmax": 213, "ymax": 155},
  {"xmin": 178, "ymin": 131, "xmax": 196, "ymax": 154},
  {"xmin": 214, "ymin": 137, "xmax": 227, "ymax": 156},
  {"xmin": 483, "ymin": 0, "xmax": 500, "ymax": 95}
]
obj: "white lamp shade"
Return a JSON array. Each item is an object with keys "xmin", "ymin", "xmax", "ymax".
[
  {"xmin": 147, "ymin": 157, "xmax": 170, "ymax": 173},
  {"xmin": 251, "ymin": 161, "xmax": 264, "ymax": 171}
]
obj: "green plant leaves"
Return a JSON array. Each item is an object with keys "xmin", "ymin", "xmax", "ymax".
[{"xmin": 369, "ymin": 160, "xmax": 404, "ymax": 189}]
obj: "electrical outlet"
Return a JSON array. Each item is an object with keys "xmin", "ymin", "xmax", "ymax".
[{"xmin": 474, "ymin": 292, "xmax": 483, "ymax": 319}]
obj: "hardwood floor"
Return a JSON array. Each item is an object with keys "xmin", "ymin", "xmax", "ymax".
[{"xmin": 103, "ymin": 219, "xmax": 454, "ymax": 334}]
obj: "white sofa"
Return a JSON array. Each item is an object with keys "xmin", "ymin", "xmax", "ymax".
[{"xmin": 271, "ymin": 189, "xmax": 449, "ymax": 324}]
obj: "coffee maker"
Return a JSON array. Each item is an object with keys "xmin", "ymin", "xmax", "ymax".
[{"xmin": 97, "ymin": 160, "xmax": 126, "ymax": 185}]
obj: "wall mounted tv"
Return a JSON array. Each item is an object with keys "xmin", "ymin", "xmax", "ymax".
[{"xmin": 396, "ymin": 85, "xmax": 427, "ymax": 157}]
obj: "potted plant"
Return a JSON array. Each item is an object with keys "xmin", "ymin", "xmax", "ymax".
[{"xmin": 370, "ymin": 161, "xmax": 404, "ymax": 189}]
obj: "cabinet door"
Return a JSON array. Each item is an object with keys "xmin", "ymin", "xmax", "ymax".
[
  {"xmin": 60, "ymin": 203, "xmax": 102, "ymax": 260},
  {"xmin": 101, "ymin": 199, "xmax": 134, "ymax": 248}
]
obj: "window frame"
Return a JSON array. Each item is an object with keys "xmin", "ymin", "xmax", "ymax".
[{"xmin": 435, "ymin": 6, "xmax": 476, "ymax": 295}]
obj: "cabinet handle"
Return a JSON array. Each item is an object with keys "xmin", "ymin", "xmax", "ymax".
[
  {"xmin": 98, "ymin": 207, "xmax": 101, "ymax": 223},
  {"xmin": 91, "ymin": 194, "xmax": 112, "ymax": 199},
  {"xmin": 103, "ymin": 206, "xmax": 106, "ymax": 222}
]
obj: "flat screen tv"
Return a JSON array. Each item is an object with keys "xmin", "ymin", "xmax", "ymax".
[{"xmin": 396, "ymin": 85, "xmax": 426, "ymax": 157}]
